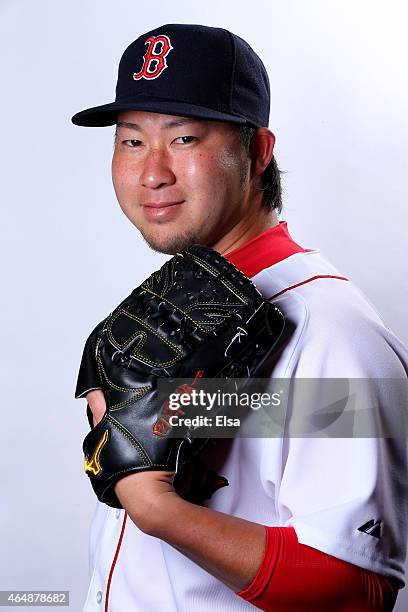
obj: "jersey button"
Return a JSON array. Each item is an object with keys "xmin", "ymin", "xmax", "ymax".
[
  {"xmin": 96, "ymin": 591, "xmax": 103, "ymax": 604},
  {"xmin": 115, "ymin": 509, "xmax": 121, "ymax": 519}
]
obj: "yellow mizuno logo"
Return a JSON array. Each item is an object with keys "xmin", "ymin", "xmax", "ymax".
[{"xmin": 84, "ymin": 430, "xmax": 108, "ymax": 476}]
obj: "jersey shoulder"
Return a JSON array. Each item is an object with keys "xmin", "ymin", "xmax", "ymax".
[{"xmin": 252, "ymin": 251, "xmax": 408, "ymax": 379}]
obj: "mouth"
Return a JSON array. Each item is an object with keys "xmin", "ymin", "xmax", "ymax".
[
  {"xmin": 142, "ymin": 200, "xmax": 185, "ymax": 221},
  {"xmin": 143, "ymin": 200, "xmax": 185, "ymax": 209}
]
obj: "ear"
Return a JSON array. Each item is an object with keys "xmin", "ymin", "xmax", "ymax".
[{"xmin": 249, "ymin": 128, "xmax": 276, "ymax": 179}]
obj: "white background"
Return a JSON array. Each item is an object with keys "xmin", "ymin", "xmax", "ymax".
[{"xmin": 0, "ymin": 0, "xmax": 407, "ymax": 609}]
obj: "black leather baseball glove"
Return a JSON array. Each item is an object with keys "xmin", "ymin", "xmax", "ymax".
[{"xmin": 75, "ymin": 244, "xmax": 284, "ymax": 508}]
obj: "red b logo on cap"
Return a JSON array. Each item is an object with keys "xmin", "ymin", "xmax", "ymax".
[{"xmin": 133, "ymin": 35, "xmax": 173, "ymax": 81}]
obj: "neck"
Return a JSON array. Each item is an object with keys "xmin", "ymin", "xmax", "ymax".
[{"xmin": 211, "ymin": 209, "xmax": 279, "ymax": 255}]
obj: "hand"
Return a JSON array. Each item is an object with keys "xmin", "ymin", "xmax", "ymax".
[{"xmin": 86, "ymin": 389, "xmax": 176, "ymax": 533}]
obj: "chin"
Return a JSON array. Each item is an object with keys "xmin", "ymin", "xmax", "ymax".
[{"xmin": 140, "ymin": 228, "xmax": 205, "ymax": 255}]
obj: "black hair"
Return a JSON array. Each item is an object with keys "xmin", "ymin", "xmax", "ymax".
[{"xmin": 237, "ymin": 125, "xmax": 283, "ymax": 214}]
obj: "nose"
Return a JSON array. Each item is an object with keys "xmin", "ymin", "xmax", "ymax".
[{"xmin": 139, "ymin": 148, "xmax": 176, "ymax": 189}]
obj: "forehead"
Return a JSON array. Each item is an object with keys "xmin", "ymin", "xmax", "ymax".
[{"xmin": 116, "ymin": 110, "xmax": 236, "ymax": 135}]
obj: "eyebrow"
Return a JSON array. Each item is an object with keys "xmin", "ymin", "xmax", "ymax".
[{"xmin": 116, "ymin": 118, "xmax": 199, "ymax": 131}]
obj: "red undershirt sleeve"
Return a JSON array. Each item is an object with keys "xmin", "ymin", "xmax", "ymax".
[{"xmin": 236, "ymin": 526, "xmax": 399, "ymax": 612}]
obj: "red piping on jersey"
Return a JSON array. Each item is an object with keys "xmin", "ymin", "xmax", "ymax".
[
  {"xmin": 224, "ymin": 221, "xmax": 309, "ymax": 278},
  {"xmin": 105, "ymin": 511, "xmax": 128, "ymax": 612},
  {"xmin": 268, "ymin": 274, "xmax": 349, "ymax": 300}
]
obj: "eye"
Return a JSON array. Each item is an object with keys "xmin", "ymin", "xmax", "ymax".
[
  {"xmin": 174, "ymin": 136, "xmax": 198, "ymax": 145},
  {"xmin": 123, "ymin": 139, "xmax": 142, "ymax": 147}
]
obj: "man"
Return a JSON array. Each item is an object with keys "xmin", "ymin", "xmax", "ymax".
[{"xmin": 72, "ymin": 24, "xmax": 407, "ymax": 611}]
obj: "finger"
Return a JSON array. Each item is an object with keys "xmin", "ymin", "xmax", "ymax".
[{"xmin": 86, "ymin": 389, "xmax": 107, "ymax": 427}]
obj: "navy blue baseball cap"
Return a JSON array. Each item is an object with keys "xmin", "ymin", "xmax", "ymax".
[{"xmin": 71, "ymin": 24, "xmax": 270, "ymax": 128}]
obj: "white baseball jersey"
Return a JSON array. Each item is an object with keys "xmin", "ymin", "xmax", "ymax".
[{"xmin": 82, "ymin": 222, "xmax": 408, "ymax": 611}]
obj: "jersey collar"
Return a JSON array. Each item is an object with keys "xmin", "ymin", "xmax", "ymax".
[{"xmin": 224, "ymin": 221, "xmax": 308, "ymax": 278}]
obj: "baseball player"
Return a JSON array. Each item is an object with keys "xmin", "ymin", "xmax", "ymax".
[{"xmin": 72, "ymin": 24, "xmax": 407, "ymax": 611}]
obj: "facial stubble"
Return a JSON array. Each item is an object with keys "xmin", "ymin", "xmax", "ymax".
[{"xmin": 139, "ymin": 225, "xmax": 206, "ymax": 255}]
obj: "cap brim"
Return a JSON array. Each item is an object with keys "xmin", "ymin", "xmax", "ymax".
[{"xmin": 71, "ymin": 96, "xmax": 249, "ymax": 127}]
